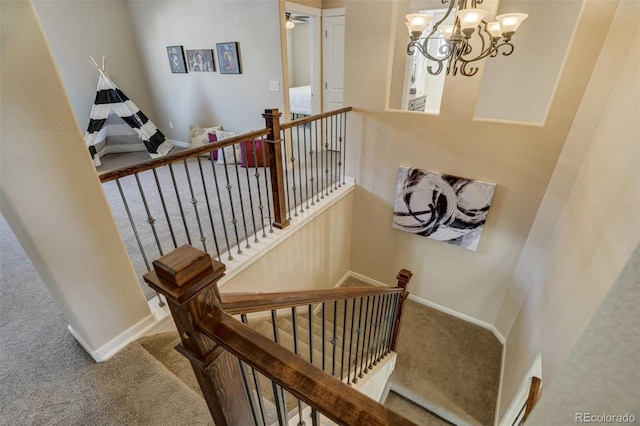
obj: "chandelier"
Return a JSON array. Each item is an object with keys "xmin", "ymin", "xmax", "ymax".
[{"xmin": 405, "ymin": 0, "xmax": 528, "ymax": 76}]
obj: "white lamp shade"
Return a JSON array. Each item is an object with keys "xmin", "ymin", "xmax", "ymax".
[
  {"xmin": 486, "ymin": 21, "xmax": 502, "ymax": 38},
  {"xmin": 456, "ymin": 8, "xmax": 489, "ymax": 30},
  {"xmin": 286, "ymin": 19, "xmax": 295, "ymax": 30},
  {"xmin": 440, "ymin": 25, "xmax": 454, "ymax": 39},
  {"xmin": 405, "ymin": 14, "xmax": 433, "ymax": 33},
  {"xmin": 496, "ymin": 13, "xmax": 528, "ymax": 33}
]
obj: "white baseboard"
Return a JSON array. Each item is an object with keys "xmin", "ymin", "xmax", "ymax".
[
  {"xmin": 407, "ymin": 293, "xmax": 506, "ymax": 344},
  {"xmin": 344, "ymin": 271, "xmax": 505, "ymax": 344},
  {"xmin": 68, "ymin": 311, "xmax": 157, "ymax": 362}
]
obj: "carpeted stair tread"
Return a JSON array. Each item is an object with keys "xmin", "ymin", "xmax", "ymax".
[
  {"xmin": 389, "ymin": 299, "xmax": 502, "ymax": 426},
  {"xmin": 384, "ymin": 391, "xmax": 455, "ymax": 426}
]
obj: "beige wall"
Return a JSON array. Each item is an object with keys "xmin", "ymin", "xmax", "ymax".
[
  {"xmin": 498, "ymin": 1, "xmax": 639, "ymax": 418},
  {"xmin": 343, "ymin": 0, "xmax": 617, "ymax": 325},
  {"xmin": 220, "ymin": 192, "xmax": 353, "ymax": 293},
  {"xmin": 1, "ymin": 1, "xmax": 151, "ymax": 351}
]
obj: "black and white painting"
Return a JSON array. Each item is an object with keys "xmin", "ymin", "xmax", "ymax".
[{"xmin": 392, "ymin": 166, "xmax": 496, "ymax": 251}]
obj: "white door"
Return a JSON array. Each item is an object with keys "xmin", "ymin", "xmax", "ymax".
[{"xmin": 322, "ymin": 10, "xmax": 345, "ymax": 111}]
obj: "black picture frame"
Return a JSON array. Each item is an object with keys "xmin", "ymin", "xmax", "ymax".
[
  {"xmin": 166, "ymin": 45, "xmax": 187, "ymax": 74},
  {"xmin": 186, "ymin": 49, "xmax": 215, "ymax": 72},
  {"xmin": 216, "ymin": 42, "xmax": 241, "ymax": 74}
]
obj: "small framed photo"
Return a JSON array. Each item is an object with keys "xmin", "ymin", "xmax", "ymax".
[
  {"xmin": 167, "ymin": 46, "xmax": 187, "ymax": 74},
  {"xmin": 216, "ymin": 42, "xmax": 241, "ymax": 74},
  {"xmin": 186, "ymin": 49, "xmax": 215, "ymax": 72}
]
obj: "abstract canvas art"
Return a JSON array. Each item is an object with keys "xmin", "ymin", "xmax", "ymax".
[{"xmin": 392, "ymin": 166, "xmax": 496, "ymax": 251}]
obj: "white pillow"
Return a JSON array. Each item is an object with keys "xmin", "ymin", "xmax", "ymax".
[
  {"xmin": 215, "ymin": 130, "xmax": 242, "ymax": 165},
  {"xmin": 190, "ymin": 125, "xmax": 222, "ymax": 147}
]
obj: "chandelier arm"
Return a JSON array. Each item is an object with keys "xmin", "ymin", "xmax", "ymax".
[{"xmin": 408, "ymin": 40, "xmax": 450, "ymax": 65}]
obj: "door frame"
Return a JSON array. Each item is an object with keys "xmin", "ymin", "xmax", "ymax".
[{"xmin": 322, "ymin": 7, "xmax": 345, "ymax": 112}]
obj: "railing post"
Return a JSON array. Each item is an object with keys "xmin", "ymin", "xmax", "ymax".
[
  {"xmin": 390, "ymin": 269, "xmax": 413, "ymax": 352},
  {"xmin": 263, "ymin": 108, "xmax": 290, "ymax": 229},
  {"xmin": 143, "ymin": 245, "xmax": 254, "ymax": 426}
]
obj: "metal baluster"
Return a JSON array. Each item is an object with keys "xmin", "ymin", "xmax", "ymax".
[
  {"xmin": 376, "ymin": 294, "xmax": 391, "ymax": 363},
  {"xmin": 308, "ymin": 304, "xmax": 314, "ymax": 366},
  {"xmin": 281, "ymin": 132, "xmax": 293, "ymax": 222},
  {"xmin": 386, "ymin": 293, "xmax": 400, "ymax": 355},
  {"xmin": 221, "ymin": 152, "xmax": 242, "ymax": 255},
  {"xmin": 322, "ymin": 302, "xmax": 326, "ymax": 372},
  {"xmin": 252, "ymin": 139, "xmax": 268, "ymax": 239},
  {"xmin": 209, "ymin": 156, "xmax": 233, "ymax": 260},
  {"xmin": 116, "ymin": 178, "xmax": 150, "ymax": 271},
  {"xmin": 271, "ymin": 310, "xmax": 287, "ymax": 420},
  {"xmin": 330, "ymin": 115, "xmax": 335, "ymax": 193},
  {"xmin": 302, "ymin": 124, "xmax": 310, "ymax": 210},
  {"xmin": 241, "ymin": 314, "xmax": 267, "ymax": 426},
  {"xmin": 352, "ymin": 297, "xmax": 364, "ymax": 384},
  {"xmin": 308, "ymin": 122, "xmax": 315, "ymax": 207},
  {"xmin": 237, "ymin": 359, "xmax": 260, "ymax": 426},
  {"xmin": 347, "ymin": 298, "xmax": 356, "ymax": 385},
  {"xmin": 340, "ymin": 299, "xmax": 348, "ymax": 381},
  {"xmin": 260, "ymin": 142, "xmax": 274, "ymax": 233},
  {"xmin": 331, "ymin": 300, "xmax": 338, "ymax": 377},
  {"xmin": 370, "ymin": 295, "xmax": 383, "ymax": 367},
  {"xmin": 152, "ymin": 169, "xmax": 177, "ymax": 249},
  {"xmin": 291, "ymin": 307, "xmax": 305, "ymax": 426},
  {"xmin": 245, "ymin": 140, "xmax": 259, "ymax": 244},
  {"xmin": 168, "ymin": 163, "xmax": 192, "ymax": 245},
  {"xmin": 197, "ymin": 158, "xmax": 222, "ymax": 261},
  {"xmin": 382, "ymin": 294, "xmax": 394, "ymax": 358},
  {"xmin": 134, "ymin": 173, "xmax": 163, "ymax": 256},
  {"xmin": 314, "ymin": 120, "xmax": 320, "ymax": 203},
  {"xmin": 288, "ymin": 129, "xmax": 299, "ymax": 217},
  {"xmin": 296, "ymin": 125, "xmax": 304, "ymax": 214},
  {"xmin": 341, "ymin": 111, "xmax": 347, "ymax": 185},
  {"xmin": 232, "ymin": 146, "xmax": 251, "ymax": 249},
  {"xmin": 324, "ymin": 116, "xmax": 330, "ymax": 196},
  {"xmin": 182, "ymin": 160, "xmax": 207, "ymax": 252},
  {"xmin": 335, "ymin": 113, "xmax": 340, "ymax": 190},
  {"xmin": 364, "ymin": 295, "xmax": 379, "ymax": 372},
  {"xmin": 358, "ymin": 296, "xmax": 371, "ymax": 378},
  {"xmin": 338, "ymin": 112, "xmax": 344, "ymax": 188}
]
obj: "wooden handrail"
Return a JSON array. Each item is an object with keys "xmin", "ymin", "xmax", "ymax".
[
  {"xmin": 199, "ymin": 306, "xmax": 417, "ymax": 426},
  {"xmin": 280, "ymin": 106, "xmax": 353, "ymax": 130},
  {"xmin": 221, "ymin": 286, "xmax": 403, "ymax": 315},
  {"xmin": 98, "ymin": 127, "xmax": 271, "ymax": 183},
  {"xmin": 144, "ymin": 245, "xmax": 414, "ymax": 426}
]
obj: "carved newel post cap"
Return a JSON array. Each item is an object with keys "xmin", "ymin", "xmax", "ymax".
[{"xmin": 153, "ymin": 244, "xmax": 212, "ymax": 287}]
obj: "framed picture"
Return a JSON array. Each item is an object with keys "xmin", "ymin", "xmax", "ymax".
[
  {"xmin": 186, "ymin": 49, "xmax": 215, "ymax": 72},
  {"xmin": 216, "ymin": 42, "xmax": 241, "ymax": 74},
  {"xmin": 392, "ymin": 166, "xmax": 496, "ymax": 251},
  {"xmin": 166, "ymin": 46, "xmax": 187, "ymax": 74}
]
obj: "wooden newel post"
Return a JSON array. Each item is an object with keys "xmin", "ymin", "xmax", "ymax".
[
  {"xmin": 390, "ymin": 269, "xmax": 413, "ymax": 352},
  {"xmin": 143, "ymin": 245, "xmax": 254, "ymax": 426},
  {"xmin": 263, "ymin": 108, "xmax": 290, "ymax": 230}
]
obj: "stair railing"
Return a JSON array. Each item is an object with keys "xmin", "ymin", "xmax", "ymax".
[
  {"xmin": 144, "ymin": 244, "xmax": 415, "ymax": 426},
  {"xmin": 98, "ymin": 106, "xmax": 352, "ymax": 301}
]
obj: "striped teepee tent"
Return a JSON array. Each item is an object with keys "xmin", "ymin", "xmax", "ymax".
[{"xmin": 85, "ymin": 57, "xmax": 173, "ymax": 166}]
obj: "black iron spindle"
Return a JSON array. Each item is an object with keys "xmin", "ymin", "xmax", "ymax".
[
  {"xmin": 270, "ymin": 310, "xmax": 287, "ymax": 420},
  {"xmin": 370, "ymin": 295, "xmax": 383, "ymax": 367},
  {"xmin": 341, "ymin": 111, "xmax": 347, "ymax": 185},
  {"xmin": 308, "ymin": 304, "xmax": 314, "ymax": 366},
  {"xmin": 209, "ymin": 156, "xmax": 233, "ymax": 260},
  {"xmin": 347, "ymin": 297, "xmax": 356, "ymax": 385},
  {"xmin": 241, "ymin": 314, "xmax": 267, "ymax": 426},
  {"xmin": 331, "ymin": 300, "xmax": 338, "ymax": 377},
  {"xmin": 376, "ymin": 294, "xmax": 391, "ymax": 363},
  {"xmin": 260, "ymin": 142, "xmax": 274, "ymax": 233},
  {"xmin": 324, "ymin": 116, "xmax": 330, "ymax": 196},
  {"xmin": 244, "ymin": 140, "xmax": 259, "ymax": 244},
  {"xmin": 352, "ymin": 297, "xmax": 364, "ymax": 384},
  {"xmin": 252, "ymin": 139, "xmax": 268, "ymax": 239},
  {"xmin": 196, "ymin": 157, "xmax": 222, "ymax": 261},
  {"xmin": 221, "ymin": 153, "xmax": 242, "ymax": 255},
  {"xmin": 322, "ymin": 302, "xmax": 326, "ymax": 372},
  {"xmin": 232, "ymin": 146, "xmax": 251, "ymax": 249},
  {"xmin": 358, "ymin": 296, "xmax": 371, "ymax": 378},
  {"xmin": 302, "ymin": 124, "xmax": 310, "ymax": 210},
  {"xmin": 237, "ymin": 359, "xmax": 260, "ymax": 426},
  {"xmin": 308, "ymin": 122, "xmax": 315, "ymax": 207},
  {"xmin": 287, "ymin": 129, "xmax": 299, "ymax": 217},
  {"xmin": 134, "ymin": 173, "xmax": 163, "ymax": 256},
  {"xmin": 340, "ymin": 299, "xmax": 348, "ymax": 381},
  {"xmin": 291, "ymin": 307, "xmax": 305, "ymax": 425},
  {"xmin": 152, "ymin": 169, "xmax": 177, "ymax": 249},
  {"xmin": 182, "ymin": 160, "xmax": 207, "ymax": 252},
  {"xmin": 314, "ymin": 119, "xmax": 320, "ymax": 203},
  {"xmin": 281, "ymin": 131, "xmax": 293, "ymax": 222},
  {"xmin": 116, "ymin": 178, "xmax": 150, "ymax": 271},
  {"xmin": 168, "ymin": 163, "xmax": 192, "ymax": 246},
  {"xmin": 364, "ymin": 295, "xmax": 380, "ymax": 372}
]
